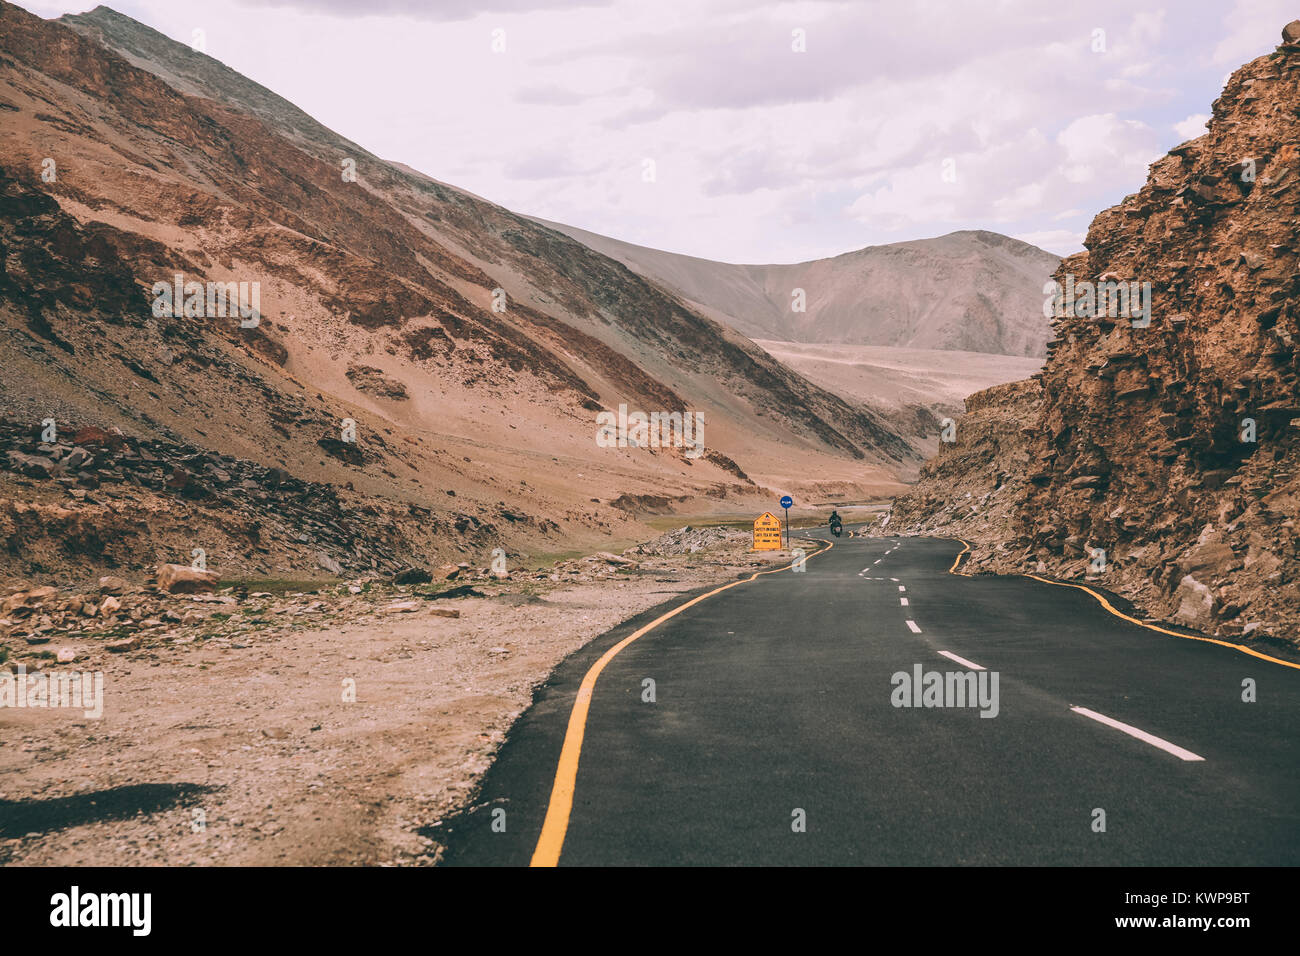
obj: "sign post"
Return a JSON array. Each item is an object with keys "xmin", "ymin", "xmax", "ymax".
[
  {"xmin": 752, "ymin": 512, "xmax": 782, "ymax": 551},
  {"xmin": 779, "ymin": 495, "xmax": 793, "ymax": 548}
]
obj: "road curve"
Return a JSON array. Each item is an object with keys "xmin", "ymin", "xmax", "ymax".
[{"xmin": 436, "ymin": 533, "xmax": 1300, "ymax": 866}]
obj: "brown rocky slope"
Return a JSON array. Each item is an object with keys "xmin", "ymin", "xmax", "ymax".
[
  {"xmin": 885, "ymin": 23, "xmax": 1300, "ymax": 649},
  {"xmin": 0, "ymin": 2, "xmax": 915, "ymax": 586}
]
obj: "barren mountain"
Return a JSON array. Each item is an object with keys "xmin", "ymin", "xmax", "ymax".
[
  {"xmin": 0, "ymin": 2, "xmax": 915, "ymax": 584},
  {"xmin": 535, "ymin": 219, "xmax": 1060, "ymax": 358},
  {"xmin": 886, "ymin": 22, "xmax": 1300, "ymax": 647},
  {"xmin": 754, "ymin": 340, "xmax": 1044, "ymax": 459}
]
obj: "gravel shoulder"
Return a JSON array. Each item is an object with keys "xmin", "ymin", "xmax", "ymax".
[{"xmin": 0, "ymin": 527, "xmax": 790, "ymax": 865}]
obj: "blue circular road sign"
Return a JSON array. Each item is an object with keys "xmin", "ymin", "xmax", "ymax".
[{"xmin": 780, "ymin": 495, "xmax": 793, "ymax": 509}]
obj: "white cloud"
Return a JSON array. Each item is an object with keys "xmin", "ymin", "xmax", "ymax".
[
  {"xmin": 1211, "ymin": 0, "xmax": 1294, "ymax": 65},
  {"xmin": 10, "ymin": 0, "xmax": 1285, "ymax": 262},
  {"xmin": 1173, "ymin": 113, "xmax": 1211, "ymax": 140},
  {"xmin": 1058, "ymin": 114, "xmax": 1157, "ymax": 171},
  {"xmin": 1015, "ymin": 229, "xmax": 1086, "ymax": 257}
]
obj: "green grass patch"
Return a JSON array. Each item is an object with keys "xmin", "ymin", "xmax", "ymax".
[
  {"xmin": 217, "ymin": 578, "xmax": 325, "ymax": 595},
  {"xmin": 642, "ymin": 515, "xmax": 754, "ymax": 532},
  {"xmin": 520, "ymin": 548, "xmax": 589, "ymax": 568},
  {"xmin": 87, "ymin": 625, "xmax": 137, "ymax": 641}
]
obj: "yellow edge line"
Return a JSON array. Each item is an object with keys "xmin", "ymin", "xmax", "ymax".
[
  {"xmin": 947, "ymin": 537, "xmax": 1298, "ymax": 671},
  {"xmin": 1022, "ymin": 573, "xmax": 1300, "ymax": 671},
  {"xmin": 529, "ymin": 537, "xmax": 834, "ymax": 867},
  {"xmin": 948, "ymin": 538, "xmax": 971, "ymax": 574}
]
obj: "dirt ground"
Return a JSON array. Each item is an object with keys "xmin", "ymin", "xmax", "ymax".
[{"xmin": 0, "ymin": 532, "xmax": 795, "ymax": 866}]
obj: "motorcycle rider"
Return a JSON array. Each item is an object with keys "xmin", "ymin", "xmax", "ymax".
[{"xmin": 829, "ymin": 510, "xmax": 843, "ymax": 531}]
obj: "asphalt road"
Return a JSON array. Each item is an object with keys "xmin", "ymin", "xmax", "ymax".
[{"xmin": 437, "ymin": 532, "xmax": 1300, "ymax": 866}]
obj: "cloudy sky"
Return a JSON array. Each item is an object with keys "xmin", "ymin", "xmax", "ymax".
[{"xmin": 15, "ymin": 0, "xmax": 1296, "ymax": 262}]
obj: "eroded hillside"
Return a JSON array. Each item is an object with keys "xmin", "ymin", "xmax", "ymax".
[{"xmin": 0, "ymin": 2, "xmax": 914, "ymax": 583}]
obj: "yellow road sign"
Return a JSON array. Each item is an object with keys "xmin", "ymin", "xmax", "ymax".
[{"xmin": 752, "ymin": 512, "xmax": 783, "ymax": 550}]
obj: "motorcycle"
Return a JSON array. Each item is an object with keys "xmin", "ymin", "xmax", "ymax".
[{"xmin": 830, "ymin": 520, "xmax": 843, "ymax": 538}]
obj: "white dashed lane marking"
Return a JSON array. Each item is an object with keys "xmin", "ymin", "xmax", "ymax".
[
  {"xmin": 900, "ymin": 597, "xmax": 909, "ymax": 606},
  {"xmin": 1070, "ymin": 706, "xmax": 1205, "ymax": 762},
  {"xmin": 906, "ymin": 620, "xmax": 922, "ymax": 634},
  {"xmin": 938, "ymin": 650, "xmax": 984, "ymax": 670}
]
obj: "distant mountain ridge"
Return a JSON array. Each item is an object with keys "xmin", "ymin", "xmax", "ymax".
[{"xmin": 534, "ymin": 220, "xmax": 1060, "ymax": 358}]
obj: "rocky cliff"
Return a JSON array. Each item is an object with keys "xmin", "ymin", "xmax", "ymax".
[{"xmin": 887, "ymin": 22, "xmax": 1300, "ymax": 648}]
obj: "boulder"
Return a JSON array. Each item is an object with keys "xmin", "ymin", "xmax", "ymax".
[
  {"xmin": 1, "ymin": 586, "xmax": 57, "ymax": 614},
  {"xmin": 155, "ymin": 564, "xmax": 220, "ymax": 593},
  {"xmin": 1179, "ymin": 541, "xmax": 1239, "ymax": 578},
  {"xmin": 382, "ymin": 600, "xmax": 422, "ymax": 614},
  {"xmin": 6, "ymin": 451, "xmax": 57, "ymax": 478},
  {"xmin": 1174, "ymin": 575, "xmax": 1215, "ymax": 624},
  {"xmin": 589, "ymin": 551, "xmax": 636, "ymax": 566},
  {"xmin": 344, "ymin": 364, "xmax": 409, "ymax": 400}
]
